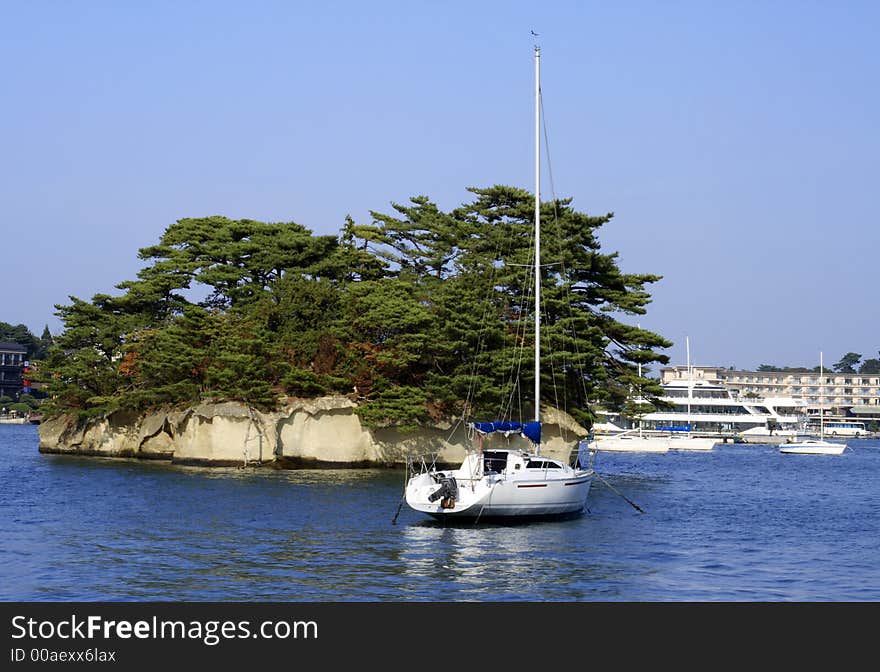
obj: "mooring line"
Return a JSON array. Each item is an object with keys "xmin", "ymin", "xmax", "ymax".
[{"xmin": 594, "ymin": 472, "xmax": 646, "ymax": 514}]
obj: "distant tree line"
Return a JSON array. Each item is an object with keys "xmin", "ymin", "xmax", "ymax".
[
  {"xmin": 756, "ymin": 352, "xmax": 880, "ymax": 375},
  {"xmin": 0, "ymin": 322, "xmax": 54, "ymax": 360},
  {"xmin": 33, "ymin": 186, "xmax": 672, "ymax": 428}
]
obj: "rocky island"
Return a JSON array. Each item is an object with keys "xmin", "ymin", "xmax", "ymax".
[
  {"xmin": 32, "ymin": 193, "xmax": 671, "ymax": 470},
  {"xmin": 38, "ymin": 396, "xmax": 587, "ymax": 467}
]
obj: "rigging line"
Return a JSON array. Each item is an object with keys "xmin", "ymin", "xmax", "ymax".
[
  {"xmin": 539, "ymin": 87, "xmax": 575, "ymax": 425},
  {"xmin": 539, "ymin": 91, "xmax": 562, "ymax": 226},
  {"xmin": 460, "ymin": 262, "xmax": 499, "ymax": 413},
  {"xmin": 509, "ymin": 240, "xmax": 536, "ymax": 425},
  {"xmin": 460, "ymin": 215, "xmax": 521, "ymax": 437},
  {"xmin": 541, "ymin": 87, "xmax": 591, "ymax": 408},
  {"xmin": 445, "ymin": 232, "xmax": 502, "ymax": 446},
  {"xmin": 498, "ymin": 223, "xmax": 534, "ymax": 423},
  {"xmin": 500, "ymin": 314, "xmax": 528, "ymax": 423}
]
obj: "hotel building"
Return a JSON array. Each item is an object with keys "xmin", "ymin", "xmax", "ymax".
[
  {"xmin": 661, "ymin": 366, "xmax": 880, "ymax": 421},
  {"xmin": 0, "ymin": 341, "xmax": 27, "ymax": 399}
]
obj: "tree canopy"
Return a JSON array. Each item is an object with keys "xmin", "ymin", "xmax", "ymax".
[
  {"xmin": 35, "ymin": 187, "xmax": 671, "ymax": 429},
  {"xmin": 755, "ymin": 352, "xmax": 880, "ymax": 375},
  {"xmin": 0, "ymin": 322, "xmax": 53, "ymax": 359},
  {"xmin": 833, "ymin": 352, "xmax": 862, "ymax": 374}
]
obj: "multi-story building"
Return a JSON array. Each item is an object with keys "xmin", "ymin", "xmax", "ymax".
[
  {"xmin": 661, "ymin": 365, "xmax": 880, "ymax": 422},
  {"xmin": 0, "ymin": 341, "xmax": 27, "ymax": 399}
]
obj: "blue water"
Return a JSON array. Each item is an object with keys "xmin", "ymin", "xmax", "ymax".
[{"xmin": 1, "ymin": 424, "xmax": 878, "ymax": 601}]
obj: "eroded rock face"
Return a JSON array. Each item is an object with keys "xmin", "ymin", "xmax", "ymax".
[{"xmin": 38, "ymin": 398, "xmax": 587, "ymax": 468}]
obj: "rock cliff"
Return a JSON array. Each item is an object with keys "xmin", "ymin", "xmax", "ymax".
[{"xmin": 38, "ymin": 396, "xmax": 587, "ymax": 468}]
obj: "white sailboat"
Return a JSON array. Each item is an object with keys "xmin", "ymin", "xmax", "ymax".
[
  {"xmin": 404, "ymin": 45, "xmax": 593, "ymax": 519},
  {"xmin": 591, "ymin": 341, "xmax": 669, "ymax": 453},
  {"xmin": 667, "ymin": 337, "xmax": 717, "ymax": 451},
  {"xmin": 780, "ymin": 352, "xmax": 847, "ymax": 455},
  {"xmin": 590, "ymin": 430, "xmax": 670, "ymax": 453}
]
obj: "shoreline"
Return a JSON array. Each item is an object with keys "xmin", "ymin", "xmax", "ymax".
[{"xmin": 35, "ymin": 396, "xmax": 586, "ymax": 470}]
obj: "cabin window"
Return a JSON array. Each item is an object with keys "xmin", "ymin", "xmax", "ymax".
[
  {"xmin": 483, "ymin": 452, "xmax": 507, "ymax": 473},
  {"xmin": 526, "ymin": 460, "xmax": 561, "ymax": 469}
]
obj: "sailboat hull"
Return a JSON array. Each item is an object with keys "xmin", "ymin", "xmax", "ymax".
[
  {"xmin": 405, "ymin": 466, "xmax": 593, "ymax": 519},
  {"xmin": 591, "ymin": 436, "xmax": 669, "ymax": 453},
  {"xmin": 667, "ymin": 436, "xmax": 717, "ymax": 451},
  {"xmin": 780, "ymin": 440, "xmax": 847, "ymax": 455},
  {"xmin": 779, "ymin": 353, "xmax": 846, "ymax": 455}
]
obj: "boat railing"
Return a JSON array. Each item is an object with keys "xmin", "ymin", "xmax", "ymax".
[
  {"xmin": 405, "ymin": 451, "xmax": 440, "ymax": 475},
  {"xmin": 592, "ymin": 426, "xmax": 641, "ymax": 439}
]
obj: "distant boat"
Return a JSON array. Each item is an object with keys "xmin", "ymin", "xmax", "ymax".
[
  {"xmin": 779, "ymin": 439, "xmax": 846, "ymax": 455},
  {"xmin": 591, "ymin": 420, "xmax": 626, "ymax": 435},
  {"xmin": 633, "ymin": 375, "xmax": 809, "ymax": 441},
  {"xmin": 667, "ymin": 434, "xmax": 717, "ymax": 451},
  {"xmin": 591, "ymin": 431, "xmax": 669, "ymax": 453},
  {"xmin": 0, "ymin": 416, "xmax": 27, "ymax": 425},
  {"xmin": 668, "ymin": 338, "xmax": 717, "ymax": 450},
  {"xmin": 655, "ymin": 337, "xmax": 717, "ymax": 451},
  {"xmin": 590, "ymin": 325, "xmax": 669, "ymax": 453},
  {"xmin": 741, "ymin": 425, "xmax": 811, "ymax": 444},
  {"xmin": 404, "ymin": 46, "xmax": 593, "ymax": 519},
  {"xmin": 780, "ymin": 352, "xmax": 847, "ymax": 455},
  {"xmin": 591, "ymin": 339, "xmax": 670, "ymax": 453}
]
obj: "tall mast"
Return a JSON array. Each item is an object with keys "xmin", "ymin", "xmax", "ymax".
[
  {"xmin": 638, "ymin": 323, "xmax": 643, "ymax": 438},
  {"xmin": 686, "ymin": 336, "xmax": 692, "ymax": 433},
  {"xmin": 820, "ymin": 351, "xmax": 824, "ymax": 440},
  {"xmin": 534, "ymin": 44, "xmax": 541, "ymax": 426}
]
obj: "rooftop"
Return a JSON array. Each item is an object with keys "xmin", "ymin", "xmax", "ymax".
[{"xmin": 0, "ymin": 341, "xmax": 27, "ymax": 353}]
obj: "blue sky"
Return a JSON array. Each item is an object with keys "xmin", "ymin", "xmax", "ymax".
[{"xmin": 2, "ymin": 1, "xmax": 877, "ymax": 371}]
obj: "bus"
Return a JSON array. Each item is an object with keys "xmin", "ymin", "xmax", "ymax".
[{"xmin": 815, "ymin": 421, "xmax": 869, "ymax": 437}]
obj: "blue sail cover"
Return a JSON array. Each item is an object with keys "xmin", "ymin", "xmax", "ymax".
[
  {"xmin": 658, "ymin": 425, "xmax": 692, "ymax": 432},
  {"xmin": 471, "ymin": 420, "xmax": 541, "ymax": 444}
]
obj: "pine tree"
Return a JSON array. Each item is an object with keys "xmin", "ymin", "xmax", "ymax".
[{"xmin": 40, "ymin": 189, "xmax": 671, "ymax": 428}]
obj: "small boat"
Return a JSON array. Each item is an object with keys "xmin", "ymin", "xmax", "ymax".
[
  {"xmin": 740, "ymin": 426, "xmax": 811, "ymax": 444},
  {"xmin": 404, "ymin": 45, "xmax": 593, "ymax": 520},
  {"xmin": 590, "ymin": 426, "xmax": 669, "ymax": 453},
  {"xmin": 780, "ymin": 439, "xmax": 846, "ymax": 455},
  {"xmin": 590, "ymin": 330, "xmax": 670, "ymax": 454},
  {"xmin": 591, "ymin": 433, "xmax": 669, "ymax": 453},
  {"xmin": 667, "ymin": 435, "xmax": 717, "ymax": 451},
  {"xmin": 642, "ymin": 340, "xmax": 809, "ymax": 440},
  {"xmin": 780, "ymin": 352, "xmax": 847, "ymax": 455},
  {"xmin": 406, "ymin": 441, "xmax": 593, "ymax": 518},
  {"xmin": 662, "ymin": 339, "xmax": 717, "ymax": 451},
  {"xmin": 0, "ymin": 412, "xmax": 28, "ymax": 425}
]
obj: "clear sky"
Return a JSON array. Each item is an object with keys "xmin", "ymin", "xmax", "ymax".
[{"xmin": 2, "ymin": 1, "xmax": 877, "ymax": 371}]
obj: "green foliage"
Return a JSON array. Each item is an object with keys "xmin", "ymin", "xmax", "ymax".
[
  {"xmin": 40, "ymin": 190, "xmax": 671, "ymax": 429},
  {"xmin": 18, "ymin": 394, "xmax": 40, "ymax": 409},
  {"xmin": 355, "ymin": 384, "xmax": 431, "ymax": 431},
  {"xmin": 833, "ymin": 352, "xmax": 862, "ymax": 374},
  {"xmin": 0, "ymin": 322, "xmax": 43, "ymax": 358},
  {"xmin": 859, "ymin": 355, "xmax": 880, "ymax": 374}
]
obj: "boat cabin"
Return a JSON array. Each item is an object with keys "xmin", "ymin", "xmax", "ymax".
[{"xmin": 481, "ymin": 450, "xmax": 564, "ymax": 476}]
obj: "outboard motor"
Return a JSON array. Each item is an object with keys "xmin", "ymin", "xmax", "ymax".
[{"xmin": 428, "ymin": 475, "xmax": 459, "ymax": 508}]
